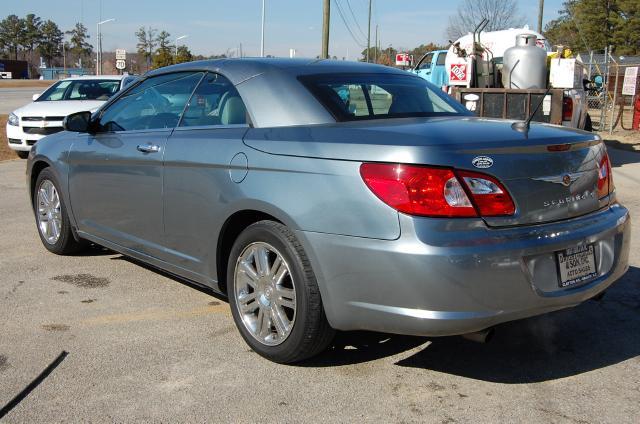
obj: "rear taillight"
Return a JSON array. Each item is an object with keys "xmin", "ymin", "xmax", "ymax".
[
  {"xmin": 597, "ymin": 152, "xmax": 613, "ymax": 199},
  {"xmin": 360, "ymin": 163, "xmax": 515, "ymax": 218},
  {"xmin": 457, "ymin": 171, "xmax": 516, "ymax": 216},
  {"xmin": 562, "ymin": 97, "xmax": 573, "ymax": 121}
]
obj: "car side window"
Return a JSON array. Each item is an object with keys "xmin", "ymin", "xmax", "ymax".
[
  {"xmin": 418, "ymin": 53, "xmax": 433, "ymax": 70},
  {"xmin": 180, "ymin": 73, "xmax": 247, "ymax": 127},
  {"xmin": 436, "ymin": 53, "xmax": 446, "ymax": 66},
  {"xmin": 98, "ymin": 72, "xmax": 203, "ymax": 132}
]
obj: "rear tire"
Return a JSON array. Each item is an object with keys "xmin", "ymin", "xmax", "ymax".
[
  {"xmin": 227, "ymin": 220, "xmax": 334, "ymax": 363},
  {"xmin": 33, "ymin": 168, "xmax": 87, "ymax": 255},
  {"xmin": 16, "ymin": 150, "xmax": 29, "ymax": 159}
]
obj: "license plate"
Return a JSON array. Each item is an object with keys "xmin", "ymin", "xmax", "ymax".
[{"xmin": 556, "ymin": 244, "xmax": 597, "ymax": 288}]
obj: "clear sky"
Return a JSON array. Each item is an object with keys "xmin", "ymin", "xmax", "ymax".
[{"xmin": 3, "ymin": 0, "xmax": 565, "ymax": 59}]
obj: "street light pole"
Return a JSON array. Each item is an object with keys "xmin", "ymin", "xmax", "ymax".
[
  {"xmin": 96, "ymin": 18, "xmax": 115, "ymax": 75},
  {"xmin": 260, "ymin": 0, "xmax": 266, "ymax": 57},
  {"xmin": 175, "ymin": 35, "xmax": 188, "ymax": 61},
  {"xmin": 96, "ymin": 22, "xmax": 99, "ymax": 75}
]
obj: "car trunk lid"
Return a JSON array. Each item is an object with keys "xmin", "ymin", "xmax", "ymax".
[{"xmin": 244, "ymin": 116, "xmax": 608, "ymax": 227}]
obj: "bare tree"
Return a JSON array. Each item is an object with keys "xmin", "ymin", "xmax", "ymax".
[
  {"xmin": 446, "ymin": 0, "xmax": 526, "ymax": 40},
  {"xmin": 135, "ymin": 26, "xmax": 157, "ymax": 72}
]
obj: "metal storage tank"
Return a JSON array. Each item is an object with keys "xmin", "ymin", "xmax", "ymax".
[{"xmin": 502, "ymin": 34, "xmax": 547, "ymax": 89}]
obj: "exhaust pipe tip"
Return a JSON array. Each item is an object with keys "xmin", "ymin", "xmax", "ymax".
[{"xmin": 461, "ymin": 328, "xmax": 494, "ymax": 343}]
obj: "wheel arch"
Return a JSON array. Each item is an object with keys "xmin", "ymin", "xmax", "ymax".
[
  {"xmin": 29, "ymin": 159, "xmax": 53, "ymax": 206},
  {"xmin": 29, "ymin": 157, "xmax": 81, "ymax": 241},
  {"xmin": 216, "ymin": 209, "xmax": 284, "ymax": 294}
]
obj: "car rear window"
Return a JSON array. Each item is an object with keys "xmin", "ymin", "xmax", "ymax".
[{"xmin": 299, "ymin": 73, "xmax": 469, "ymax": 121}]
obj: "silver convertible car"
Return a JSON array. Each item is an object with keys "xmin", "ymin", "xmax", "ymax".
[{"xmin": 27, "ymin": 58, "xmax": 630, "ymax": 363}]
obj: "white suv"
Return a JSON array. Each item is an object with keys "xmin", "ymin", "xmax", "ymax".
[{"xmin": 6, "ymin": 75, "xmax": 127, "ymax": 158}]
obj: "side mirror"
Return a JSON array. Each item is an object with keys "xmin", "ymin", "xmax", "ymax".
[
  {"xmin": 63, "ymin": 111, "xmax": 92, "ymax": 132},
  {"xmin": 32, "ymin": 93, "xmax": 41, "ymax": 101}
]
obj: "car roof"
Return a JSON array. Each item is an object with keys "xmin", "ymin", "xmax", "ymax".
[
  {"xmin": 146, "ymin": 57, "xmax": 407, "ymax": 85},
  {"xmin": 138, "ymin": 58, "xmax": 420, "ymax": 128},
  {"xmin": 62, "ymin": 75, "xmax": 125, "ymax": 81}
]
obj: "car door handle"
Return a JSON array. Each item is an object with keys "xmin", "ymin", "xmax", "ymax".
[{"xmin": 137, "ymin": 144, "xmax": 160, "ymax": 153}]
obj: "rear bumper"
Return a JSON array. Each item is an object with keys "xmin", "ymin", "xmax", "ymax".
[{"xmin": 298, "ymin": 204, "xmax": 630, "ymax": 336}]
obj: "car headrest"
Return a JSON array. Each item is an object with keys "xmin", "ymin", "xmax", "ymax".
[{"xmin": 220, "ymin": 96, "xmax": 246, "ymax": 125}]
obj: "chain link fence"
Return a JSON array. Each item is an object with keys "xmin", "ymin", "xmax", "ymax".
[{"xmin": 582, "ymin": 51, "xmax": 639, "ymax": 133}]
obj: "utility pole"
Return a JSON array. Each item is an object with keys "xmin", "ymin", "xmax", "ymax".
[
  {"xmin": 374, "ymin": 24, "xmax": 378, "ymax": 63},
  {"xmin": 260, "ymin": 0, "xmax": 266, "ymax": 57},
  {"xmin": 62, "ymin": 41, "xmax": 66, "ymax": 77},
  {"xmin": 366, "ymin": 0, "xmax": 372, "ymax": 62},
  {"xmin": 321, "ymin": 0, "xmax": 330, "ymax": 59},
  {"xmin": 537, "ymin": 0, "xmax": 544, "ymax": 34}
]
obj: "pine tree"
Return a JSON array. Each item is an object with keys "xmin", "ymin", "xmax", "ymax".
[
  {"xmin": 66, "ymin": 22, "xmax": 93, "ymax": 66},
  {"xmin": 22, "ymin": 14, "xmax": 42, "ymax": 65},
  {"xmin": 544, "ymin": 0, "xmax": 639, "ymax": 55},
  {"xmin": 152, "ymin": 30, "xmax": 174, "ymax": 69},
  {"xmin": 0, "ymin": 15, "xmax": 25, "ymax": 60},
  {"xmin": 175, "ymin": 45, "xmax": 192, "ymax": 64},
  {"xmin": 38, "ymin": 20, "xmax": 63, "ymax": 68},
  {"xmin": 611, "ymin": 0, "xmax": 640, "ymax": 55}
]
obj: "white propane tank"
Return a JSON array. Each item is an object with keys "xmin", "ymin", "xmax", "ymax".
[{"xmin": 502, "ymin": 34, "xmax": 547, "ymax": 89}]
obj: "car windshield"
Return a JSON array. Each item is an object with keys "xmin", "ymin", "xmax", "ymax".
[
  {"xmin": 37, "ymin": 79, "xmax": 121, "ymax": 101},
  {"xmin": 299, "ymin": 73, "xmax": 469, "ymax": 121}
]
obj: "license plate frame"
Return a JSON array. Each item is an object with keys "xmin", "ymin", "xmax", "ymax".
[{"xmin": 556, "ymin": 244, "xmax": 597, "ymax": 288}]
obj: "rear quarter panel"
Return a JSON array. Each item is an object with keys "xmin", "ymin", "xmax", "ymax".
[{"xmin": 242, "ymin": 128, "xmax": 401, "ymax": 240}]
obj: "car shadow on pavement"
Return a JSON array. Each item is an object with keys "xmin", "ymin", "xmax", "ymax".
[
  {"xmin": 109, "ymin": 254, "xmax": 228, "ymax": 302},
  {"xmin": 73, "ymin": 244, "xmax": 119, "ymax": 257},
  {"xmin": 395, "ymin": 265, "xmax": 640, "ymax": 383},
  {"xmin": 300, "ymin": 331, "xmax": 428, "ymax": 367},
  {"xmin": 607, "ymin": 144, "xmax": 640, "ymax": 168}
]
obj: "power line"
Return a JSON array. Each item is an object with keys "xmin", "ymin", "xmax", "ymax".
[
  {"xmin": 344, "ymin": 0, "xmax": 367, "ymax": 40},
  {"xmin": 334, "ymin": 0, "xmax": 365, "ymax": 46},
  {"xmin": 333, "ymin": 0, "xmax": 366, "ymax": 47}
]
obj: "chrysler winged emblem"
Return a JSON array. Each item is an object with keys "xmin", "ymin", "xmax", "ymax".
[{"xmin": 532, "ymin": 171, "xmax": 588, "ymax": 187}]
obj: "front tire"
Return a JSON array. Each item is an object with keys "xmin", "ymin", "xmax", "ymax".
[
  {"xmin": 33, "ymin": 168, "xmax": 87, "ymax": 255},
  {"xmin": 16, "ymin": 150, "xmax": 29, "ymax": 159},
  {"xmin": 228, "ymin": 220, "xmax": 334, "ymax": 363}
]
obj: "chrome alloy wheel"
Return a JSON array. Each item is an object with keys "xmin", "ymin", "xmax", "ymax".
[
  {"xmin": 36, "ymin": 179, "xmax": 62, "ymax": 244},
  {"xmin": 234, "ymin": 242, "xmax": 297, "ymax": 346}
]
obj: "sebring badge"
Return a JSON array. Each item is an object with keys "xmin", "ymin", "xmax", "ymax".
[{"xmin": 472, "ymin": 156, "xmax": 494, "ymax": 169}]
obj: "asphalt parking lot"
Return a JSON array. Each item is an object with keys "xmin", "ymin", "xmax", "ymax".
[{"xmin": 0, "ymin": 146, "xmax": 639, "ymax": 422}]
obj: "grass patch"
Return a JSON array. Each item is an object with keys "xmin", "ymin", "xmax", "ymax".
[{"xmin": 0, "ymin": 115, "xmax": 20, "ymax": 161}]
